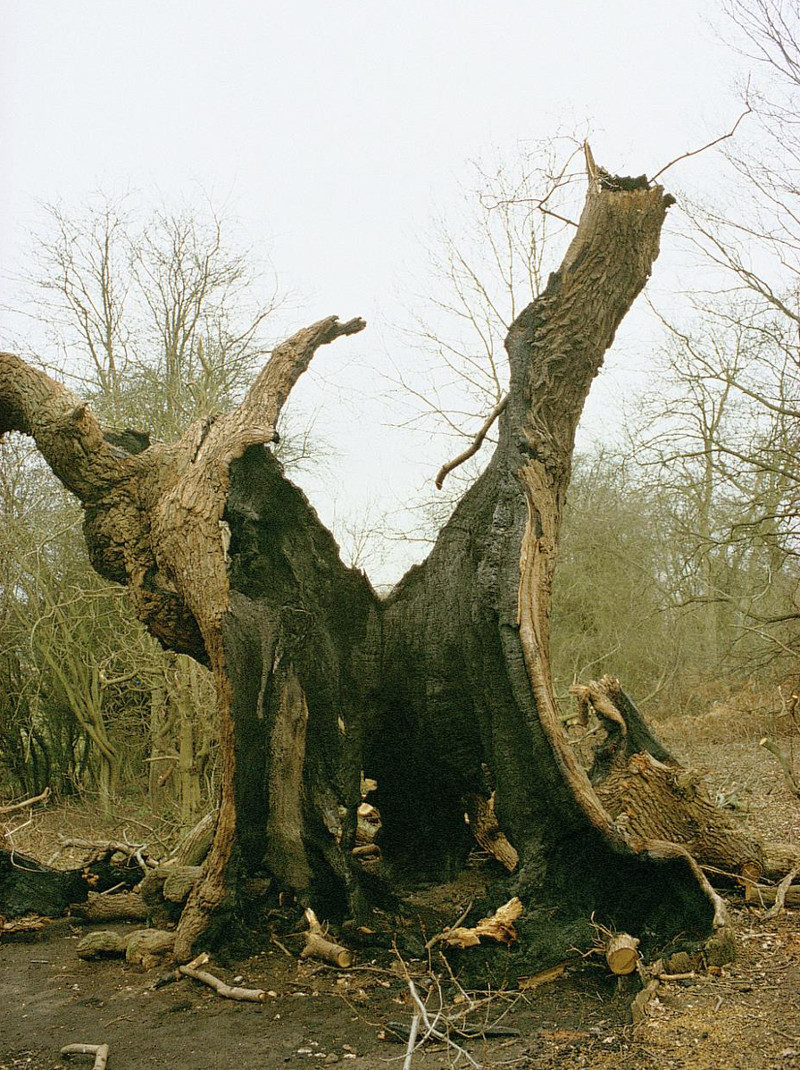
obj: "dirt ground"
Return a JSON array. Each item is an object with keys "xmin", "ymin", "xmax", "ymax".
[{"xmin": 3, "ymin": 698, "xmax": 800, "ymax": 1070}]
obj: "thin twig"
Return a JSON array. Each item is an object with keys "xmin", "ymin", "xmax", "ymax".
[
  {"xmin": 650, "ymin": 102, "xmax": 753, "ymax": 183},
  {"xmin": 540, "ymin": 206, "xmax": 578, "ymax": 228},
  {"xmin": 425, "ymin": 899, "xmax": 474, "ymax": 950},
  {"xmin": 407, "ymin": 979, "xmax": 481, "ymax": 1068},
  {"xmin": 402, "ymin": 1012, "xmax": 421, "ymax": 1070},
  {"xmin": 764, "ymin": 865, "xmax": 799, "ymax": 919},
  {"xmin": 271, "ymin": 933, "xmax": 293, "ymax": 958}
]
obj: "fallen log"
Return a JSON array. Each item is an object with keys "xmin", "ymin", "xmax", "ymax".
[
  {"xmin": 76, "ymin": 931, "xmax": 129, "ymax": 959},
  {"xmin": 763, "ymin": 842, "xmax": 800, "ymax": 880},
  {"xmin": 71, "ymin": 890, "xmax": 148, "ymax": 922},
  {"xmin": 0, "ymin": 849, "xmax": 87, "ymax": 918},
  {"xmin": 605, "ymin": 933, "xmax": 640, "ymax": 976},
  {"xmin": 746, "ymin": 879, "xmax": 800, "ymax": 909},
  {"xmin": 0, "ymin": 841, "xmax": 155, "ymax": 919},
  {"xmin": 125, "ymin": 929, "xmax": 176, "ymax": 969}
]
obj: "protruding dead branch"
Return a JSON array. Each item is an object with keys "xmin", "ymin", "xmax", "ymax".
[
  {"xmin": 760, "ymin": 736, "xmax": 800, "ymax": 796},
  {"xmin": 434, "ymin": 394, "xmax": 508, "ymax": 490},
  {"xmin": 465, "ymin": 793, "xmax": 519, "ymax": 872},
  {"xmin": 0, "ymin": 787, "xmax": 51, "ymax": 816},
  {"xmin": 650, "ymin": 101, "xmax": 753, "ymax": 183}
]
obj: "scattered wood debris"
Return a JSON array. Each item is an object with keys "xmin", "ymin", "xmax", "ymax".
[
  {"xmin": 300, "ymin": 908, "xmax": 354, "ymax": 968},
  {"xmin": 440, "ymin": 896, "xmax": 523, "ymax": 949},
  {"xmin": 352, "ymin": 844, "xmax": 380, "ymax": 859},
  {"xmin": 52, "ymin": 834, "xmax": 154, "ymax": 870},
  {"xmin": 0, "ymin": 913, "xmax": 51, "ymax": 938},
  {"xmin": 518, "ymin": 961, "xmax": 568, "ymax": 989}
]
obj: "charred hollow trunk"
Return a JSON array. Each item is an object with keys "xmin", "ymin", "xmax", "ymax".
[
  {"xmin": 0, "ymin": 156, "xmax": 742, "ymax": 967},
  {"xmin": 220, "ymin": 446, "xmax": 380, "ymax": 922}
]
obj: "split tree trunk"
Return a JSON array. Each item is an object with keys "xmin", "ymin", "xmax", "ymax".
[{"xmin": 0, "ymin": 156, "xmax": 736, "ymax": 965}]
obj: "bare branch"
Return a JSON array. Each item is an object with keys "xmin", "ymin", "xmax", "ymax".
[
  {"xmin": 650, "ymin": 101, "xmax": 753, "ymax": 183},
  {"xmin": 434, "ymin": 393, "xmax": 508, "ymax": 489}
]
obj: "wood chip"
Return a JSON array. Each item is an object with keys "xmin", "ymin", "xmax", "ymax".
[
  {"xmin": 442, "ymin": 897, "xmax": 523, "ymax": 948},
  {"xmin": 518, "ymin": 962, "xmax": 568, "ymax": 989}
]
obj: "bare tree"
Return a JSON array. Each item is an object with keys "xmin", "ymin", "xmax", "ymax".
[{"xmin": 25, "ymin": 197, "xmax": 282, "ymax": 437}]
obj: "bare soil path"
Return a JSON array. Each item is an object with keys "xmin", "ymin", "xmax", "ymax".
[{"xmin": 3, "ymin": 705, "xmax": 800, "ymax": 1069}]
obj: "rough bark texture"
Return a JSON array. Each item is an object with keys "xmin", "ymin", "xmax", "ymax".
[
  {"xmin": 0, "ymin": 162, "xmax": 737, "ymax": 967},
  {"xmin": 71, "ymin": 891, "xmax": 149, "ymax": 922},
  {"xmin": 580, "ymin": 677, "xmax": 764, "ymax": 877}
]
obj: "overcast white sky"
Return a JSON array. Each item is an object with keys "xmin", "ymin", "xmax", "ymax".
[{"xmin": 3, "ymin": 0, "xmax": 751, "ymax": 584}]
